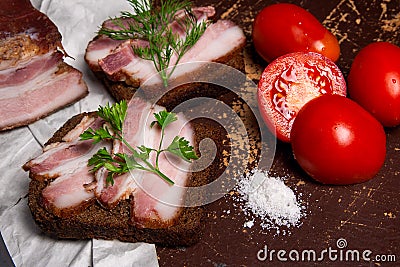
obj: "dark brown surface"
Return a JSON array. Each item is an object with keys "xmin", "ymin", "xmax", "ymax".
[{"xmin": 156, "ymin": 0, "xmax": 400, "ymax": 266}]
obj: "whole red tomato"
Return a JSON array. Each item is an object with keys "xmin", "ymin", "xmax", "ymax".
[
  {"xmin": 291, "ymin": 95, "xmax": 386, "ymax": 185},
  {"xmin": 257, "ymin": 52, "xmax": 346, "ymax": 142},
  {"xmin": 348, "ymin": 42, "xmax": 400, "ymax": 127},
  {"xmin": 252, "ymin": 3, "xmax": 340, "ymax": 63}
]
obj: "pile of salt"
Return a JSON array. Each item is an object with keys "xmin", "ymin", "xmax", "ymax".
[{"xmin": 235, "ymin": 169, "xmax": 305, "ymax": 234}]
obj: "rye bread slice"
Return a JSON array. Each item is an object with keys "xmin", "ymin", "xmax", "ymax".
[{"xmin": 28, "ymin": 110, "xmax": 228, "ymax": 246}]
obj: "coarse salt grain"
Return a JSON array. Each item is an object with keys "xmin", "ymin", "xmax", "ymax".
[
  {"xmin": 244, "ymin": 219, "xmax": 255, "ymax": 228},
  {"xmin": 235, "ymin": 169, "xmax": 305, "ymax": 234}
]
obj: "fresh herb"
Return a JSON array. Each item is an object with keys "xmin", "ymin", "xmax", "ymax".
[
  {"xmin": 98, "ymin": 0, "xmax": 208, "ymax": 86},
  {"xmin": 80, "ymin": 100, "xmax": 198, "ymax": 186}
]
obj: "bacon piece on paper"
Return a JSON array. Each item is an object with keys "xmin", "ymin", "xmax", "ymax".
[{"xmin": 0, "ymin": 0, "xmax": 88, "ymax": 131}]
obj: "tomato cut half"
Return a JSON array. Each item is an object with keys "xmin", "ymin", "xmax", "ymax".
[{"xmin": 257, "ymin": 52, "xmax": 346, "ymax": 142}]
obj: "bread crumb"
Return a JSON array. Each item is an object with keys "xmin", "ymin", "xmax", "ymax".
[
  {"xmin": 296, "ymin": 180, "xmax": 306, "ymax": 186},
  {"xmin": 384, "ymin": 212, "xmax": 396, "ymax": 218}
]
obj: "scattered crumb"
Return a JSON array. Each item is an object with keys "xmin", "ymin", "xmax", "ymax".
[
  {"xmin": 296, "ymin": 180, "xmax": 306, "ymax": 186},
  {"xmin": 384, "ymin": 212, "xmax": 396, "ymax": 219}
]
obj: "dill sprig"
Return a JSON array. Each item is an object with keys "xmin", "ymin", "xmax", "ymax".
[
  {"xmin": 80, "ymin": 100, "xmax": 198, "ymax": 186},
  {"xmin": 98, "ymin": 0, "xmax": 208, "ymax": 86}
]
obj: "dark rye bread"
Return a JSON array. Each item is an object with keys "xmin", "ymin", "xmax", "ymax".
[{"xmin": 28, "ymin": 110, "xmax": 228, "ymax": 246}]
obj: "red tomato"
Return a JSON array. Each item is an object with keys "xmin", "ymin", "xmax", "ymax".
[
  {"xmin": 252, "ymin": 3, "xmax": 340, "ymax": 63},
  {"xmin": 291, "ymin": 95, "xmax": 386, "ymax": 185},
  {"xmin": 348, "ymin": 42, "xmax": 400, "ymax": 127},
  {"xmin": 257, "ymin": 52, "xmax": 346, "ymax": 142}
]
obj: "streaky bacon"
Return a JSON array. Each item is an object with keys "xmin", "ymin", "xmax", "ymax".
[
  {"xmin": 23, "ymin": 116, "xmax": 105, "ymax": 180},
  {"xmin": 95, "ymin": 172, "xmax": 136, "ymax": 209},
  {"xmin": 25, "ymin": 98, "xmax": 197, "ymax": 226},
  {"xmin": 130, "ymin": 112, "xmax": 194, "ymax": 228},
  {"xmin": 0, "ymin": 0, "xmax": 88, "ymax": 131},
  {"xmin": 62, "ymin": 115, "xmax": 104, "ymax": 142},
  {"xmin": 85, "ymin": 37, "xmax": 125, "ymax": 72},
  {"xmin": 0, "ymin": 64, "xmax": 88, "ymax": 131},
  {"xmin": 0, "ymin": 52, "xmax": 62, "ymax": 87},
  {"xmin": 90, "ymin": 5, "xmax": 215, "ymax": 61},
  {"xmin": 24, "ymin": 114, "xmax": 111, "ymax": 217},
  {"xmin": 94, "ymin": 97, "xmax": 195, "ymax": 228},
  {"xmin": 170, "ymin": 6, "xmax": 216, "ymax": 39},
  {"xmin": 41, "ymin": 166, "xmax": 96, "ymax": 218},
  {"xmin": 180, "ymin": 20, "xmax": 245, "ymax": 63},
  {"xmin": 98, "ymin": 40, "xmax": 146, "ymax": 82},
  {"xmin": 115, "ymin": 19, "xmax": 245, "ymax": 86},
  {"xmin": 93, "ymin": 97, "xmax": 195, "ymax": 228},
  {"xmin": 84, "ymin": 6, "xmax": 222, "ymax": 86},
  {"xmin": 26, "ymin": 140, "xmax": 102, "ymax": 181},
  {"xmin": 94, "ymin": 97, "xmax": 163, "ymax": 209},
  {"xmin": 148, "ymin": 19, "xmax": 246, "ymax": 85}
]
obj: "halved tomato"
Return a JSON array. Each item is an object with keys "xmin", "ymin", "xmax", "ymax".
[{"xmin": 257, "ymin": 52, "xmax": 346, "ymax": 142}]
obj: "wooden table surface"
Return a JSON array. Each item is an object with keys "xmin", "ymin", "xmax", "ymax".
[{"xmin": 157, "ymin": 0, "xmax": 400, "ymax": 266}]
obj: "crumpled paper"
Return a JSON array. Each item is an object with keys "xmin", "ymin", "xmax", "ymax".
[{"xmin": 0, "ymin": 0, "xmax": 159, "ymax": 266}]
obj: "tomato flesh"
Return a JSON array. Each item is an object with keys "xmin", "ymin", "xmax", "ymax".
[
  {"xmin": 252, "ymin": 3, "xmax": 340, "ymax": 62},
  {"xmin": 258, "ymin": 52, "xmax": 346, "ymax": 142},
  {"xmin": 348, "ymin": 42, "xmax": 400, "ymax": 127},
  {"xmin": 291, "ymin": 95, "xmax": 386, "ymax": 185}
]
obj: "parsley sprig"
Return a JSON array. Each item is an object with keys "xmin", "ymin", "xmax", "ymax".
[
  {"xmin": 80, "ymin": 100, "xmax": 198, "ymax": 186},
  {"xmin": 98, "ymin": 0, "xmax": 208, "ymax": 86}
]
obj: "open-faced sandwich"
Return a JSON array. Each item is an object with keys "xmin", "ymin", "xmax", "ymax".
[
  {"xmin": 24, "ymin": 97, "xmax": 231, "ymax": 246},
  {"xmin": 84, "ymin": 0, "xmax": 246, "ymax": 103}
]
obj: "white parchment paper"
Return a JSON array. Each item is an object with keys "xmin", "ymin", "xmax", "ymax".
[{"xmin": 0, "ymin": 0, "xmax": 159, "ymax": 266}]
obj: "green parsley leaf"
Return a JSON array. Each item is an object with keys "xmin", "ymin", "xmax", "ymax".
[
  {"xmin": 83, "ymin": 101, "xmax": 198, "ymax": 187},
  {"xmin": 97, "ymin": 100, "xmax": 127, "ymax": 132},
  {"xmin": 133, "ymin": 145, "xmax": 154, "ymax": 160},
  {"xmin": 80, "ymin": 126, "xmax": 114, "ymax": 144},
  {"xmin": 151, "ymin": 110, "xmax": 177, "ymax": 130},
  {"xmin": 167, "ymin": 136, "xmax": 198, "ymax": 162},
  {"xmin": 98, "ymin": 0, "xmax": 208, "ymax": 86},
  {"xmin": 87, "ymin": 147, "xmax": 113, "ymax": 172}
]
